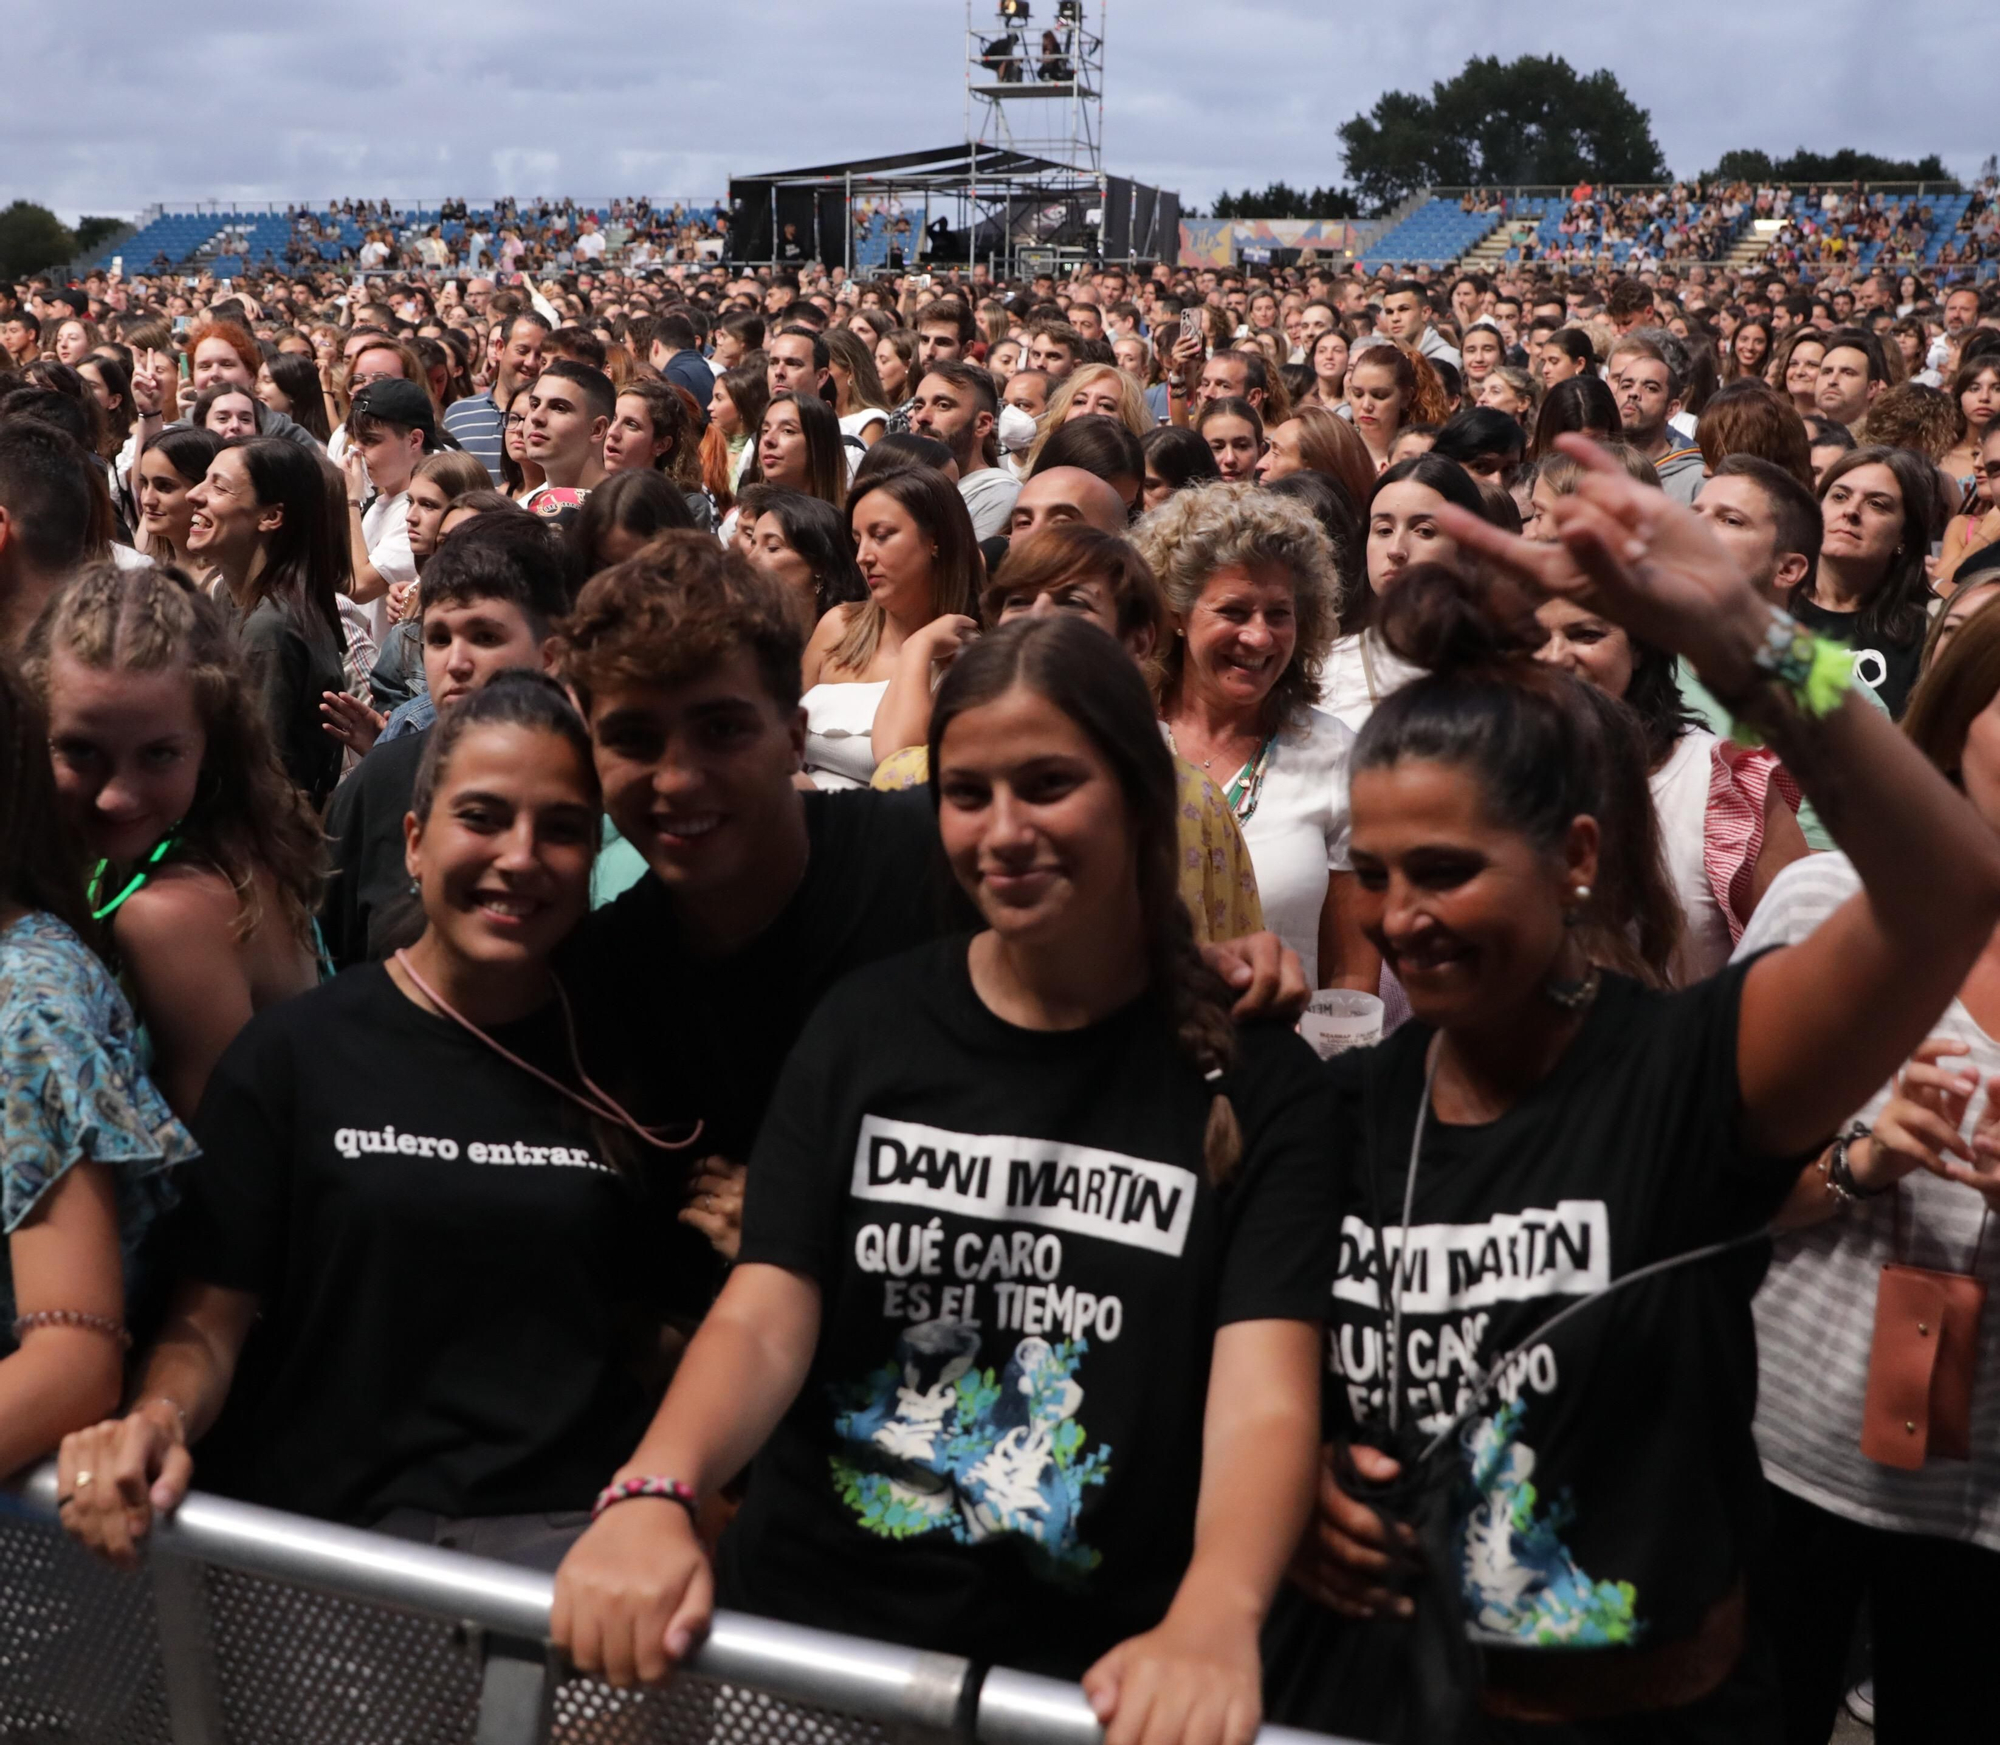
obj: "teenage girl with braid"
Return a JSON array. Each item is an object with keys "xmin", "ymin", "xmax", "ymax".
[
  {"xmin": 0, "ymin": 658, "xmax": 194, "ymax": 1477},
  {"xmin": 553, "ymin": 614, "xmax": 1335, "ymax": 1745},
  {"xmin": 25, "ymin": 562, "xmax": 324, "ymax": 1121}
]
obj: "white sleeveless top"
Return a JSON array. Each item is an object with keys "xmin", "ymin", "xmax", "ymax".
[
  {"xmin": 801, "ymin": 680, "xmax": 891, "ymax": 791},
  {"xmin": 1649, "ymin": 731, "xmax": 1733, "ymax": 985}
]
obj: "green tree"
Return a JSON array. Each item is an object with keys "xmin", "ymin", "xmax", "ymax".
[
  {"xmin": 1338, "ymin": 56, "xmax": 1668, "ymax": 213},
  {"xmin": 74, "ymin": 216, "xmax": 128, "ymax": 256},
  {"xmin": 1210, "ymin": 182, "xmax": 1359, "ymax": 221},
  {"xmin": 1703, "ymin": 147, "xmax": 1956, "ymax": 186},
  {"xmin": 0, "ymin": 201, "xmax": 77, "ymax": 281}
]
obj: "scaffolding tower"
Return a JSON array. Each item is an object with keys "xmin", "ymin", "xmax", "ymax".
[{"xmin": 966, "ymin": 0, "xmax": 1104, "ymax": 180}]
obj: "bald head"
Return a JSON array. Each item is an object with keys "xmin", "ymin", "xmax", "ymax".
[{"xmin": 1010, "ymin": 466, "xmax": 1128, "ymax": 539}]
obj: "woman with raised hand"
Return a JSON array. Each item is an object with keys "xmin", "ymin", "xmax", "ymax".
[
  {"xmin": 1272, "ymin": 437, "xmax": 2000, "ymax": 1741},
  {"xmin": 554, "ymin": 614, "xmax": 1332, "ymax": 1745},
  {"xmin": 26, "ymin": 562, "xmax": 324, "ymax": 1122},
  {"xmin": 57, "ymin": 674, "xmax": 698, "ymax": 1569}
]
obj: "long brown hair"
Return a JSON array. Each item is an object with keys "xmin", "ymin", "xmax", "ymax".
[
  {"xmin": 1286, "ymin": 404, "xmax": 1377, "ymax": 507},
  {"xmin": 24, "ymin": 562, "xmax": 326, "ymax": 946},
  {"xmin": 928, "ymin": 614, "xmax": 1244, "ymax": 1182},
  {"xmin": 1904, "ymin": 590, "xmax": 2000, "ymax": 784},
  {"xmin": 830, "ymin": 465, "xmax": 982, "ymax": 675},
  {"xmin": 0, "ymin": 656, "xmax": 96, "ymax": 947}
]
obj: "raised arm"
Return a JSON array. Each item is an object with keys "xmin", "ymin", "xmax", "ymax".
[{"xmin": 1437, "ymin": 436, "xmax": 2000, "ymax": 1160}]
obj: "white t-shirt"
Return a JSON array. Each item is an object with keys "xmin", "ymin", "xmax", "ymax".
[
  {"xmin": 1649, "ymin": 731, "xmax": 1734, "ymax": 985},
  {"xmin": 1736, "ymin": 853, "xmax": 2000, "ymax": 1552},
  {"xmin": 1218, "ymin": 707, "xmax": 1356, "ymax": 989},
  {"xmin": 359, "ymin": 489, "xmax": 416, "ymax": 646},
  {"xmin": 1315, "ymin": 630, "xmax": 1423, "ymax": 734},
  {"xmin": 957, "ymin": 466, "xmax": 1022, "ymax": 540}
]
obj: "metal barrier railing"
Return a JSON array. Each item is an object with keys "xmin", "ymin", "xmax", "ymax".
[{"xmin": 0, "ymin": 1463, "xmax": 1350, "ymax": 1745}]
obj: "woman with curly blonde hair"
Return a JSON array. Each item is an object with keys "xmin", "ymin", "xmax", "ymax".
[
  {"xmin": 1025, "ymin": 362, "xmax": 1151, "ymax": 469},
  {"xmin": 1135, "ymin": 482, "xmax": 1375, "ymax": 992}
]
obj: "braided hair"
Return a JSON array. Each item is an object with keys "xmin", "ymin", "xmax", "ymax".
[
  {"xmin": 22, "ymin": 561, "xmax": 325, "ymax": 947},
  {"xmin": 927, "ymin": 615, "xmax": 1243, "ymax": 1184}
]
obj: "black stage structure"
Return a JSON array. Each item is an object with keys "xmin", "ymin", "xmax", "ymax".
[{"xmin": 727, "ymin": 142, "xmax": 1177, "ymax": 276}]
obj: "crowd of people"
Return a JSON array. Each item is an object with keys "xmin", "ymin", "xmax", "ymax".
[{"xmin": 1, "ymin": 225, "xmax": 1998, "ymax": 1745}]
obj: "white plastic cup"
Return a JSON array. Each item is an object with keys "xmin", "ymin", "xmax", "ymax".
[{"xmin": 1300, "ymin": 990, "xmax": 1385, "ymax": 1059}]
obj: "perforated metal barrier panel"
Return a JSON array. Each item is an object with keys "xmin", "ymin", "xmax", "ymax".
[
  {"xmin": 0, "ymin": 1478, "xmax": 1348, "ymax": 1745},
  {"xmin": 0, "ymin": 1505, "xmax": 923, "ymax": 1745}
]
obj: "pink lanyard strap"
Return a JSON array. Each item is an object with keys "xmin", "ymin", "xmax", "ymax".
[{"xmin": 392, "ymin": 950, "xmax": 702, "ymax": 1154}]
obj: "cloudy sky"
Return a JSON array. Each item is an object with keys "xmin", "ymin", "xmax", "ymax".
[{"xmin": 10, "ymin": 2, "xmax": 1987, "ymax": 221}]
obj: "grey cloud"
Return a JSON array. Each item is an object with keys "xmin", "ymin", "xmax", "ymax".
[{"xmin": 9, "ymin": 1, "xmax": 1986, "ymax": 220}]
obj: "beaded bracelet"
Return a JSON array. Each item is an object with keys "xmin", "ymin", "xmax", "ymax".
[
  {"xmin": 12, "ymin": 1310, "xmax": 131, "ymax": 1349},
  {"xmin": 1727, "ymin": 608, "xmax": 1854, "ymax": 747},
  {"xmin": 591, "ymin": 1476, "xmax": 698, "ymax": 1521}
]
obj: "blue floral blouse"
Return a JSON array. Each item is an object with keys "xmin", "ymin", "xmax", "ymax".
[{"xmin": 1, "ymin": 912, "xmax": 197, "ymax": 1341}]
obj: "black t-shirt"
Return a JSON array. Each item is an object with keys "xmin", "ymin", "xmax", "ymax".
[
  {"xmin": 167, "ymin": 965, "xmax": 698, "ymax": 1526},
  {"xmin": 562, "ymin": 788, "xmax": 944, "ymax": 1164},
  {"xmin": 721, "ymin": 936, "xmax": 1336, "ymax": 1677},
  {"xmin": 1790, "ymin": 595, "xmax": 1925, "ymax": 720},
  {"xmin": 238, "ymin": 597, "xmax": 346, "ymax": 807},
  {"xmin": 1314, "ymin": 963, "xmax": 1798, "ymax": 1654},
  {"xmin": 320, "ymin": 728, "xmax": 429, "ymax": 969}
]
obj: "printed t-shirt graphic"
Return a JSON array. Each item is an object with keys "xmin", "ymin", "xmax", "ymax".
[
  {"xmin": 722, "ymin": 936, "xmax": 1333, "ymax": 1673},
  {"xmin": 826, "ymin": 1115, "xmax": 1200, "ymax": 1570},
  {"xmin": 1318, "ymin": 962, "xmax": 1800, "ymax": 1651}
]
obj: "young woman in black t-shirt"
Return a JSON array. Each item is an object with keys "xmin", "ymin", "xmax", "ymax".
[
  {"xmin": 57, "ymin": 674, "xmax": 691, "ymax": 1568},
  {"xmin": 555, "ymin": 615, "xmax": 1333, "ymax": 1745},
  {"xmin": 1272, "ymin": 438, "xmax": 2000, "ymax": 1738}
]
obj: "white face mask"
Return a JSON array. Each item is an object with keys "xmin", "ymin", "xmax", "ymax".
[{"xmin": 995, "ymin": 403, "xmax": 1039, "ymax": 454}]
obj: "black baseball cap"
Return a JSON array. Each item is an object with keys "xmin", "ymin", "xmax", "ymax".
[{"xmin": 349, "ymin": 378, "xmax": 440, "ymax": 445}]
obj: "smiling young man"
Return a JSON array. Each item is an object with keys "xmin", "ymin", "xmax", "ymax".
[
  {"xmin": 320, "ymin": 514, "xmax": 569, "ymax": 967},
  {"xmin": 558, "ymin": 536, "xmax": 1305, "ymax": 1203}
]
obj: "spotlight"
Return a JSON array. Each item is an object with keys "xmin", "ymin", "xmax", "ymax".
[
  {"xmin": 1056, "ymin": 0, "xmax": 1082, "ymax": 21},
  {"xmin": 999, "ymin": 0, "xmax": 1030, "ymax": 20}
]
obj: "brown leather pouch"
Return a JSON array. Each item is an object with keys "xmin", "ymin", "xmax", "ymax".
[{"xmin": 1860, "ymin": 1263, "xmax": 1985, "ymax": 1468}]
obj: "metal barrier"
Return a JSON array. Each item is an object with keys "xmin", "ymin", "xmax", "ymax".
[{"xmin": 0, "ymin": 1464, "xmax": 1351, "ymax": 1745}]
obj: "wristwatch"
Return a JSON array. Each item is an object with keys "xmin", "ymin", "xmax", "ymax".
[{"xmin": 1824, "ymin": 1123, "xmax": 1884, "ymax": 1203}]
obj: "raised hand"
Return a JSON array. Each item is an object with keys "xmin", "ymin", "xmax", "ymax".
[{"xmin": 1433, "ymin": 435, "xmax": 1771, "ymax": 693}]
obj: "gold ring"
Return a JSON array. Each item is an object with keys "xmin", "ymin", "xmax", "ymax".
[{"xmin": 74, "ymin": 1470, "xmax": 94, "ymax": 1488}]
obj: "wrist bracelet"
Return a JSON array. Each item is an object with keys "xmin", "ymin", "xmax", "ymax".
[
  {"xmin": 591, "ymin": 1476, "xmax": 697, "ymax": 1521},
  {"xmin": 12, "ymin": 1310, "xmax": 131, "ymax": 1348},
  {"xmin": 1822, "ymin": 1124, "xmax": 1883, "ymax": 1203},
  {"xmin": 1726, "ymin": 608, "xmax": 1854, "ymax": 747}
]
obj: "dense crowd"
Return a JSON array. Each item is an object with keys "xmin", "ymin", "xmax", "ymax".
[{"xmin": 1, "ymin": 229, "xmax": 1998, "ymax": 1745}]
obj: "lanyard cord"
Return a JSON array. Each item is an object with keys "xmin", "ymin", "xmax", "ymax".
[
  {"xmin": 88, "ymin": 828, "xmax": 182, "ymax": 922},
  {"xmin": 1384, "ymin": 1044, "xmax": 1440, "ymax": 1436},
  {"xmin": 1415, "ymin": 1227, "xmax": 1770, "ymax": 1466},
  {"xmin": 392, "ymin": 949, "xmax": 702, "ymax": 1154}
]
